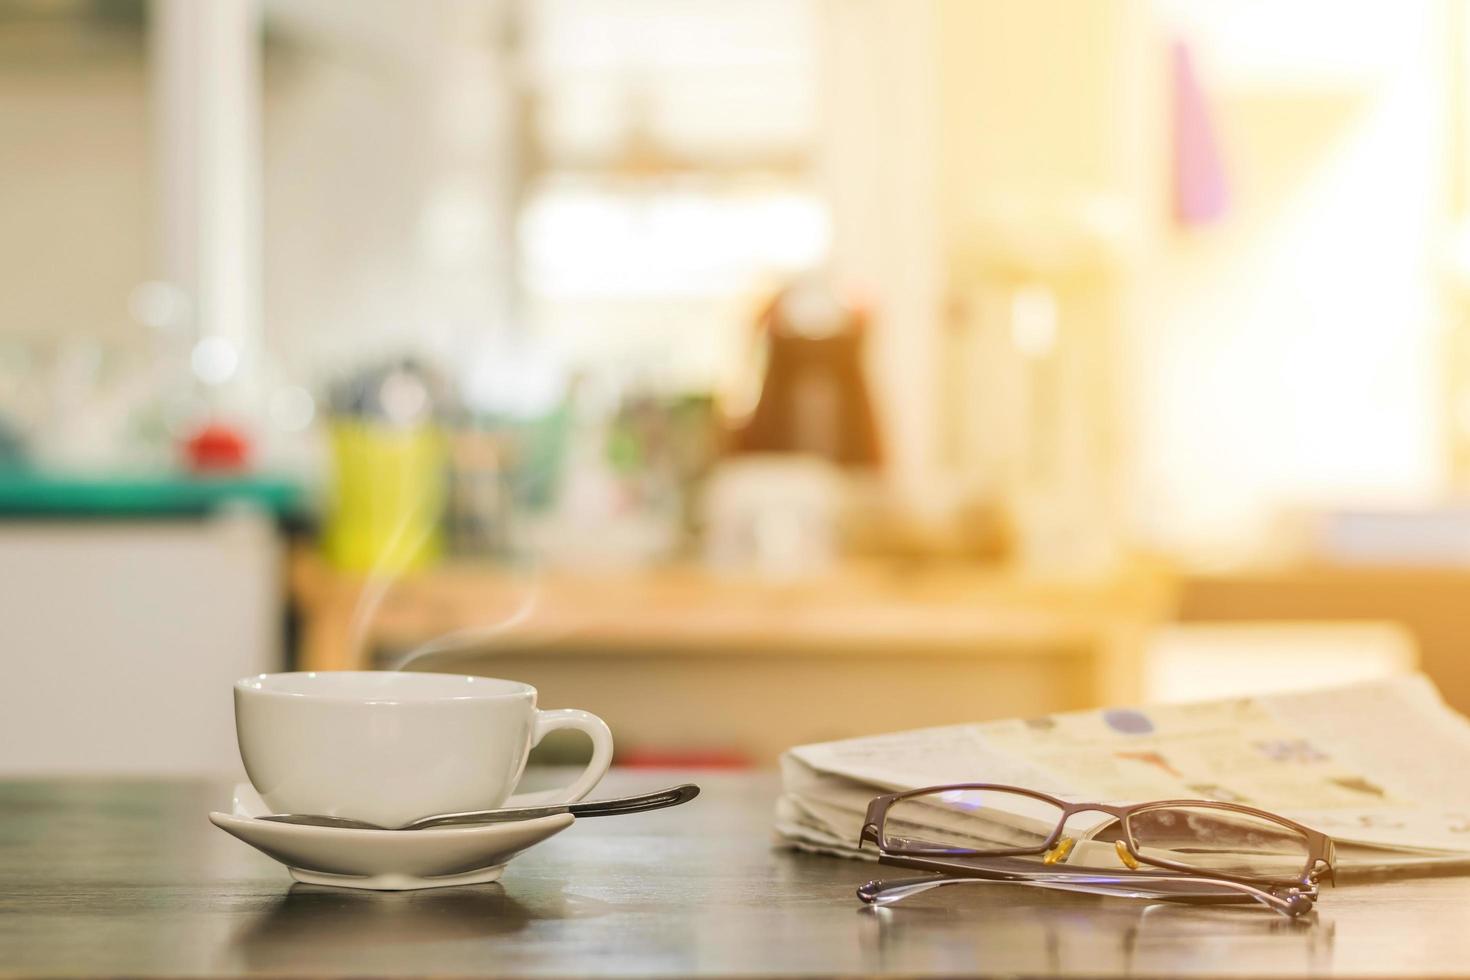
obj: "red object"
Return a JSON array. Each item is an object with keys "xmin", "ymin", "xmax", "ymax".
[{"xmin": 183, "ymin": 422, "xmax": 252, "ymax": 472}]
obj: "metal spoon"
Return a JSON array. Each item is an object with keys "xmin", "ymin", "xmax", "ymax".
[{"xmin": 256, "ymin": 783, "xmax": 700, "ymax": 831}]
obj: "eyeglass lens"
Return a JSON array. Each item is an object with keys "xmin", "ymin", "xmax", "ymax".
[{"xmin": 1124, "ymin": 805, "xmax": 1313, "ymax": 880}]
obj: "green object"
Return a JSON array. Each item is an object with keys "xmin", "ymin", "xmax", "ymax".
[
  {"xmin": 0, "ymin": 470, "xmax": 304, "ymax": 518},
  {"xmin": 496, "ymin": 406, "xmax": 570, "ymax": 511}
]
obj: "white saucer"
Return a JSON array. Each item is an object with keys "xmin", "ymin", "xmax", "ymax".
[{"xmin": 209, "ymin": 784, "xmax": 574, "ymax": 891}]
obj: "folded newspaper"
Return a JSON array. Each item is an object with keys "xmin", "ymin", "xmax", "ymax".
[{"xmin": 776, "ymin": 674, "xmax": 1470, "ymax": 873}]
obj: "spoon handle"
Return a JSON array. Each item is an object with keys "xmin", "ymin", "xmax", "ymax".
[{"xmin": 401, "ymin": 783, "xmax": 701, "ymax": 830}]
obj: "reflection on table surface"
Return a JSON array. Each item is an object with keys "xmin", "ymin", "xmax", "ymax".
[{"xmin": 857, "ymin": 889, "xmax": 1333, "ymax": 976}]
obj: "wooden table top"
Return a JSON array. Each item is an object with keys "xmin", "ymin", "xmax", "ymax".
[{"xmin": 4, "ymin": 770, "xmax": 1469, "ymax": 978}]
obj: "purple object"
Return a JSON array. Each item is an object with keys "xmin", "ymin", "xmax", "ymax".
[
  {"xmin": 1173, "ymin": 39, "xmax": 1230, "ymax": 226},
  {"xmin": 1103, "ymin": 708, "xmax": 1155, "ymax": 735}
]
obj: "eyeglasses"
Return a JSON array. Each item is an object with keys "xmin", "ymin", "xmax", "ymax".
[{"xmin": 857, "ymin": 784, "xmax": 1337, "ymax": 917}]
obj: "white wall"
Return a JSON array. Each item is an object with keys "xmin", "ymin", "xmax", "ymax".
[
  {"xmin": 1125, "ymin": 1, "xmax": 1450, "ymax": 561},
  {"xmin": 925, "ymin": 0, "xmax": 1453, "ymax": 563},
  {"xmin": 0, "ymin": 27, "xmax": 150, "ymax": 345},
  {"xmin": 262, "ymin": 0, "xmax": 518, "ymax": 377},
  {"xmin": 816, "ymin": 0, "xmax": 942, "ymax": 512}
]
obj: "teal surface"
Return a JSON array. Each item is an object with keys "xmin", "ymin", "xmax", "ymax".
[{"xmin": 0, "ymin": 470, "xmax": 305, "ymax": 517}]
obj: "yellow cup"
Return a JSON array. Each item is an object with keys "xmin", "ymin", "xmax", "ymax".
[{"xmin": 322, "ymin": 420, "xmax": 446, "ymax": 572}]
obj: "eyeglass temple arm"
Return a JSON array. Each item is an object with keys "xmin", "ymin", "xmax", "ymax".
[{"xmin": 858, "ymin": 873, "xmax": 1315, "ymax": 918}]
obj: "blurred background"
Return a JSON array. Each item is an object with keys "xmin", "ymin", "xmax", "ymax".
[{"xmin": 3, "ymin": 0, "xmax": 1468, "ymax": 775}]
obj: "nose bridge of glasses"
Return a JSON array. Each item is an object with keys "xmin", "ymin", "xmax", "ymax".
[
  {"xmin": 1056, "ymin": 803, "xmax": 1126, "ymax": 842},
  {"xmin": 1061, "ymin": 803, "xmax": 1128, "ymax": 840},
  {"xmin": 1036, "ymin": 807, "xmax": 1132, "ymax": 868},
  {"xmin": 1038, "ymin": 833, "xmax": 1148, "ymax": 873},
  {"xmin": 1064, "ymin": 802, "xmax": 1128, "ymax": 822}
]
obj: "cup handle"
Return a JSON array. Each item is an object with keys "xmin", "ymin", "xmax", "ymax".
[{"xmin": 505, "ymin": 708, "xmax": 614, "ymax": 807}]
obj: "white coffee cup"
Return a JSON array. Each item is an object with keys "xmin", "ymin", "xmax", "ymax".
[{"xmin": 234, "ymin": 671, "xmax": 614, "ymax": 828}]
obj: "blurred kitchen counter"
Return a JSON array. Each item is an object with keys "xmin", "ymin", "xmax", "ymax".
[
  {"xmin": 290, "ymin": 551, "xmax": 1173, "ymax": 762},
  {"xmin": 0, "ymin": 469, "xmax": 303, "ymax": 518}
]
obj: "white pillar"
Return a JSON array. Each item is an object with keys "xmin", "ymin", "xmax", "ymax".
[
  {"xmin": 150, "ymin": 0, "xmax": 262, "ymax": 396},
  {"xmin": 815, "ymin": 0, "xmax": 943, "ymax": 515}
]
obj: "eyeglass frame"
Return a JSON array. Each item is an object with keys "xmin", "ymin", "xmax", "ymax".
[
  {"xmin": 859, "ymin": 867, "xmax": 1321, "ymax": 916},
  {"xmin": 859, "ymin": 783, "xmax": 1337, "ymax": 893}
]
